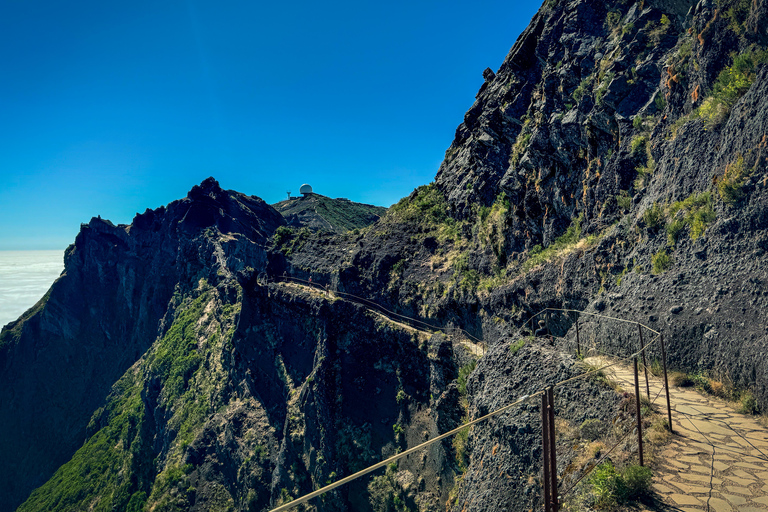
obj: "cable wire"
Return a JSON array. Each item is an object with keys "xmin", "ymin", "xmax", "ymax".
[{"xmin": 265, "ymin": 391, "xmax": 542, "ymax": 512}]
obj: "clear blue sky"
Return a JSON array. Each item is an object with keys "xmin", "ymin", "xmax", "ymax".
[{"xmin": 0, "ymin": 0, "xmax": 541, "ymax": 250}]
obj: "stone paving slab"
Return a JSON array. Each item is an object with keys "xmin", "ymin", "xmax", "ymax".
[{"xmin": 586, "ymin": 357, "xmax": 768, "ymax": 511}]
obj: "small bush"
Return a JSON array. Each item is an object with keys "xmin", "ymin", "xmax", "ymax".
[
  {"xmin": 587, "ymin": 463, "xmax": 624, "ymax": 508},
  {"xmin": 738, "ymin": 391, "xmax": 760, "ymax": 415},
  {"xmin": 671, "ymin": 371, "xmax": 693, "ymax": 387},
  {"xmin": 457, "ymin": 361, "xmax": 477, "ymax": 396},
  {"xmin": 622, "ymin": 465, "xmax": 653, "ymax": 499},
  {"xmin": 630, "ymin": 135, "xmax": 648, "ymax": 156},
  {"xmin": 573, "ymin": 76, "xmax": 594, "ymax": 101},
  {"xmin": 696, "ymin": 49, "xmax": 768, "ymax": 128},
  {"xmin": 666, "ymin": 218, "xmax": 686, "ymax": 246},
  {"xmin": 690, "ymin": 372, "xmax": 712, "ymax": 393},
  {"xmin": 668, "ymin": 191, "xmax": 716, "ymax": 240},
  {"xmin": 617, "ymin": 192, "xmax": 632, "ymax": 212},
  {"xmin": 509, "ymin": 339, "xmax": 525, "ymax": 354},
  {"xmin": 651, "ymin": 249, "xmax": 672, "ymax": 274},
  {"xmin": 580, "ymin": 419, "xmax": 603, "ymax": 441},
  {"xmin": 585, "ymin": 462, "xmax": 652, "ymax": 508},
  {"xmin": 642, "ymin": 203, "xmax": 664, "ymax": 231},
  {"xmin": 717, "ymin": 154, "xmax": 750, "ymax": 203},
  {"xmin": 452, "ymin": 426, "xmax": 471, "ymax": 472},
  {"xmin": 604, "ymin": 10, "xmax": 622, "ymax": 30}
]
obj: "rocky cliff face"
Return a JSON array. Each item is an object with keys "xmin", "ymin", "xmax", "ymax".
[
  {"xmin": 3, "ymin": 0, "xmax": 768, "ymax": 510},
  {"xmin": 0, "ymin": 178, "xmax": 283, "ymax": 511}
]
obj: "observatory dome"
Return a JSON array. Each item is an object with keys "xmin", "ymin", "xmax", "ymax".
[{"xmin": 299, "ymin": 184, "xmax": 313, "ymax": 196}]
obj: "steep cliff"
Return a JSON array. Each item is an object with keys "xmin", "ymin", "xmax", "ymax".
[{"xmin": 0, "ymin": 178, "xmax": 284, "ymax": 511}]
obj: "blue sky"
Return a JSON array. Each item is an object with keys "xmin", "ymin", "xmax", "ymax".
[{"xmin": 0, "ymin": 0, "xmax": 541, "ymax": 250}]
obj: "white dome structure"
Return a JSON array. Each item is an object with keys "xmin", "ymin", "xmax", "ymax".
[{"xmin": 299, "ymin": 184, "xmax": 313, "ymax": 196}]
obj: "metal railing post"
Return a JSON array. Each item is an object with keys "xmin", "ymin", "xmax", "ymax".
[
  {"xmin": 542, "ymin": 392, "xmax": 551, "ymax": 512},
  {"xmin": 660, "ymin": 333, "xmax": 673, "ymax": 433},
  {"xmin": 638, "ymin": 324, "xmax": 651, "ymax": 402},
  {"xmin": 575, "ymin": 319, "xmax": 581, "ymax": 358},
  {"xmin": 547, "ymin": 386, "xmax": 558, "ymax": 510},
  {"xmin": 634, "ymin": 358, "xmax": 644, "ymax": 466}
]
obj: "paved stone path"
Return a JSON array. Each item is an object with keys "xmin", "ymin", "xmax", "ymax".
[{"xmin": 587, "ymin": 357, "xmax": 768, "ymax": 511}]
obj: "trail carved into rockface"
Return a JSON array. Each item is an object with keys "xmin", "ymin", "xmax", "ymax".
[
  {"xmin": 277, "ymin": 279, "xmax": 766, "ymax": 511},
  {"xmin": 590, "ymin": 357, "xmax": 768, "ymax": 512}
]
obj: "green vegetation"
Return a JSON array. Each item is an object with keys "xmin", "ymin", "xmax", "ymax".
[
  {"xmin": 604, "ymin": 10, "xmax": 622, "ymax": 31},
  {"xmin": 720, "ymin": 0, "xmax": 751, "ymax": 35},
  {"xmin": 509, "ymin": 338, "xmax": 526, "ymax": 354},
  {"xmin": 651, "ymin": 249, "xmax": 672, "ymax": 274},
  {"xmin": 672, "ymin": 48, "xmax": 768, "ymax": 132},
  {"xmin": 0, "ymin": 290, "xmax": 50, "ymax": 351},
  {"xmin": 645, "ymin": 14, "xmax": 671, "ymax": 48},
  {"xmin": 510, "ymin": 129, "xmax": 533, "ymax": 166},
  {"xmin": 674, "ymin": 370, "xmax": 761, "ymax": 415},
  {"xmin": 452, "ymin": 425, "xmax": 471, "ymax": 472},
  {"xmin": 717, "ymin": 154, "xmax": 751, "ymax": 203},
  {"xmin": 368, "ymin": 463, "xmax": 414, "ymax": 512},
  {"xmin": 595, "ymin": 71, "xmax": 615, "ymax": 105},
  {"xmin": 738, "ymin": 391, "xmax": 760, "ymax": 415},
  {"xmin": 665, "ymin": 218, "xmax": 686, "ymax": 246},
  {"xmin": 271, "ymin": 226, "xmax": 312, "ymax": 256},
  {"xmin": 668, "ymin": 192, "xmax": 716, "ymax": 239},
  {"xmin": 644, "ymin": 192, "xmax": 716, "ymax": 249},
  {"xmin": 389, "ymin": 184, "xmax": 462, "ymax": 244},
  {"xmin": 616, "ymin": 191, "xmax": 631, "ymax": 212},
  {"xmin": 273, "ymin": 195, "xmax": 386, "ymax": 233},
  {"xmin": 478, "ymin": 192, "xmax": 511, "ymax": 266},
  {"xmin": 641, "ymin": 202, "xmax": 663, "ymax": 231},
  {"xmin": 583, "ymin": 462, "xmax": 652, "ymax": 509},
  {"xmin": 522, "ymin": 214, "xmax": 599, "ymax": 271},
  {"xmin": 19, "ymin": 368, "xmax": 151, "ymax": 512},
  {"xmin": 573, "ymin": 75, "xmax": 594, "ymax": 102},
  {"xmin": 18, "ymin": 284, "xmax": 241, "ymax": 512},
  {"xmin": 630, "ymin": 135, "xmax": 648, "ymax": 156},
  {"xmin": 452, "ymin": 252, "xmax": 480, "ymax": 291},
  {"xmin": 457, "ymin": 361, "xmax": 477, "ymax": 396}
]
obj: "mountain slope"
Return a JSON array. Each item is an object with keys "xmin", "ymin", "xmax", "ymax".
[
  {"xmin": 272, "ymin": 194, "xmax": 386, "ymax": 233},
  {"xmin": 0, "ymin": 178, "xmax": 284, "ymax": 512}
]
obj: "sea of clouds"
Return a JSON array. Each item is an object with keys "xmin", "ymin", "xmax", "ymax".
[{"xmin": 0, "ymin": 251, "xmax": 64, "ymax": 329}]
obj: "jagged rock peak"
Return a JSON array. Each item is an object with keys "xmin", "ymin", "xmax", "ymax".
[{"xmin": 188, "ymin": 176, "xmax": 224, "ymax": 200}]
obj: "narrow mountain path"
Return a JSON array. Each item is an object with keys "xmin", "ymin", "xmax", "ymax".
[
  {"xmin": 272, "ymin": 280, "xmax": 486, "ymax": 356},
  {"xmin": 587, "ymin": 357, "xmax": 768, "ymax": 512}
]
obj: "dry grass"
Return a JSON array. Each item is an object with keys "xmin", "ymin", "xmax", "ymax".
[
  {"xmin": 670, "ymin": 371, "xmax": 693, "ymax": 387},
  {"xmin": 556, "ymin": 417, "xmax": 578, "ymax": 440}
]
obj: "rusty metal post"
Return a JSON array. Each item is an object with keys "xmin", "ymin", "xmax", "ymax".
[
  {"xmin": 638, "ymin": 324, "xmax": 651, "ymax": 402},
  {"xmin": 660, "ymin": 333, "xmax": 673, "ymax": 433},
  {"xmin": 547, "ymin": 386, "xmax": 558, "ymax": 510},
  {"xmin": 575, "ymin": 319, "xmax": 581, "ymax": 358},
  {"xmin": 542, "ymin": 392, "xmax": 551, "ymax": 512},
  {"xmin": 634, "ymin": 358, "xmax": 644, "ymax": 466}
]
